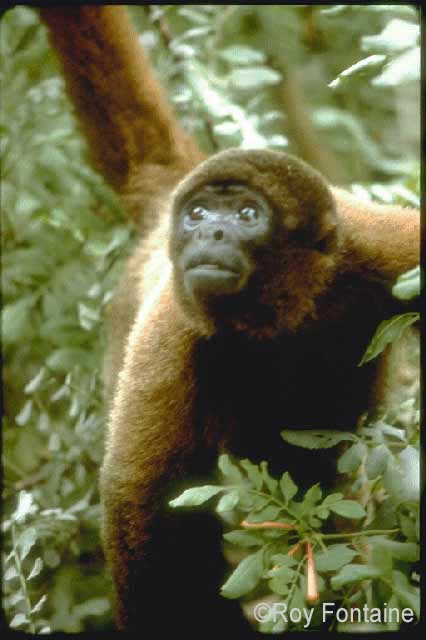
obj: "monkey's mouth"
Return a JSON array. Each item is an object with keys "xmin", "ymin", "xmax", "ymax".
[
  {"xmin": 184, "ymin": 260, "xmax": 243, "ymax": 297},
  {"xmin": 188, "ymin": 263, "xmax": 238, "ymax": 275}
]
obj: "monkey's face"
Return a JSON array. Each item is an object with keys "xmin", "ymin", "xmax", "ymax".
[
  {"xmin": 174, "ymin": 183, "xmax": 272, "ymax": 303},
  {"xmin": 170, "ymin": 149, "xmax": 339, "ymax": 337}
]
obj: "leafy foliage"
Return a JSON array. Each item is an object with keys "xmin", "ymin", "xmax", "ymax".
[
  {"xmin": 358, "ymin": 312, "xmax": 418, "ymax": 366},
  {"xmin": 1, "ymin": 7, "xmax": 127, "ymax": 631},
  {"xmin": 1, "ymin": 4, "xmax": 419, "ymax": 633},
  {"xmin": 171, "ymin": 446, "xmax": 419, "ymax": 632}
]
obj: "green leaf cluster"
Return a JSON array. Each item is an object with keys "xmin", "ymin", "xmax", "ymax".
[
  {"xmin": 2, "ymin": 7, "xmax": 124, "ymax": 631},
  {"xmin": 171, "ymin": 451, "xmax": 419, "ymax": 631}
]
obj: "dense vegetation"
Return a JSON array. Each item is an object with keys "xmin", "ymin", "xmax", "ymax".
[{"xmin": 2, "ymin": 5, "xmax": 419, "ymax": 633}]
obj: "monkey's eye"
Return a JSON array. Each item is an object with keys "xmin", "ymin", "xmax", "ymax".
[
  {"xmin": 237, "ymin": 206, "xmax": 259, "ymax": 223},
  {"xmin": 188, "ymin": 205, "xmax": 208, "ymax": 221}
]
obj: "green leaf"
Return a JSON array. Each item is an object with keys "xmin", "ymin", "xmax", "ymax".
[
  {"xmin": 13, "ymin": 491, "xmax": 38, "ymax": 522},
  {"xmin": 85, "ymin": 227, "xmax": 130, "ymax": 257},
  {"xmin": 329, "ymin": 55, "xmax": 386, "ymax": 89},
  {"xmin": 281, "ymin": 429, "xmax": 357, "ymax": 449},
  {"xmin": 169, "ymin": 485, "xmax": 223, "ymax": 507},
  {"xmin": 221, "ymin": 550, "xmax": 264, "ymax": 599},
  {"xmin": 78, "ymin": 302, "xmax": 100, "ymax": 330},
  {"xmin": 315, "ymin": 544, "xmax": 357, "ymax": 572},
  {"xmin": 268, "ymin": 574, "xmax": 293, "ymax": 595},
  {"xmin": 384, "ymin": 445, "xmax": 419, "ymax": 503},
  {"xmin": 279, "ymin": 472, "xmax": 298, "ymax": 503},
  {"xmin": 73, "ymin": 597, "xmax": 110, "ymax": 619},
  {"xmin": 15, "ymin": 399, "xmax": 33, "ymax": 426},
  {"xmin": 213, "ymin": 121, "xmax": 240, "ymax": 137},
  {"xmin": 10, "ymin": 613, "xmax": 29, "ymax": 629},
  {"xmin": 248, "ymin": 505, "xmax": 282, "ymax": 523},
  {"xmin": 238, "ymin": 492, "xmax": 267, "ymax": 512},
  {"xmin": 178, "ymin": 7, "xmax": 210, "ymax": 25},
  {"xmin": 17, "ymin": 527, "xmax": 37, "ymax": 561},
  {"xmin": 302, "ymin": 483, "xmax": 323, "ymax": 509},
  {"xmin": 320, "ymin": 5, "xmax": 348, "ymax": 16},
  {"xmin": 46, "ymin": 347, "xmax": 89, "ymax": 372},
  {"xmin": 392, "ymin": 266, "xmax": 420, "ymax": 300},
  {"xmin": 4, "ymin": 566, "xmax": 19, "ymax": 581},
  {"xmin": 391, "ymin": 570, "xmax": 420, "ymax": 617},
  {"xmin": 288, "ymin": 585, "xmax": 306, "ymax": 614},
  {"xmin": 219, "ymin": 45, "xmax": 266, "ymax": 65},
  {"xmin": 365, "ymin": 444, "xmax": 391, "ymax": 479},
  {"xmin": 267, "ymin": 134, "xmax": 288, "ymax": 148},
  {"xmin": 2, "ymin": 295, "xmax": 37, "ymax": 344},
  {"xmin": 258, "ymin": 613, "xmax": 286, "ymax": 635},
  {"xmin": 337, "ymin": 442, "xmax": 367, "ymax": 473},
  {"xmin": 359, "ymin": 313, "xmax": 419, "ymax": 365},
  {"xmin": 31, "ymin": 594, "xmax": 47, "ymax": 614},
  {"xmin": 240, "ymin": 459, "xmax": 263, "ymax": 490},
  {"xmin": 269, "ymin": 555, "xmax": 298, "ymax": 571},
  {"xmin": 322, "ymin": 492, "xmax": 344, "ymax": 507},
  {"xmin": 383, "ymin": 594, "xmax": 402, "ymax": 630},
  {"xmin": 24, "ymin": 367, "xmax": 46, "ymax": 394},
  {"xmin": 223, "ymin": 530, "xmax": 264, "ymax": 548},
  {"xmin": 331, "ymin": 563, "xmax": 383, "ymax": 590},
  {"xmin": 368, "ymin": 536, "xmax": 419, "ymax": 562},
  {"xmin": 330, "ymin": 500, "xmax": 366, "ymax": 519},
  {"xmin": 43, "ymin": 548, "xmax": 61, "ymax": 568},
  {"xmin": 7, "ymin": 591, "xmax": 24, "ymax": 607},
  {"xmin": 316, "ymin": 507, "xmax": 330, "ymax": 520},
  {"xmin": 229, "ymin": 67, "xmax": 281, "ymax": 90},
  {"xmin": 373, "ymin": 47, "xmax": 420, "ymax": 86},
  {"xmin": 362, "ymin": 19, "xmax": 419, "ymax": 54},
  {"xmin": 216, "ymin": 490, "xmax": 239, "ymax": 513},
  {"xmin": 27, "ymin": 557, "xmax": 43, "ymax": 580},
  {"xmin": 218, "ymin": 454, "xmax": 244, "ymax": 483},
  {"xmin": 379, "ymin": 422, "xmax": 407, "ymax": 441},
  {"xmin": 270, "ymin": 554, "xmax": 298, "ymax": 569},
  {"xmin": 260, "ymin": 461, "xmax": 278, "ymax": 494},
  {"xmin": 178, "ymin": 25, "xmax": 212, "ymax": 41}
]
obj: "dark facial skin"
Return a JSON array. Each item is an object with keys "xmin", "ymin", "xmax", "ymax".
[{"xmin": 175, "ymin": 183, "xmax": 272, "ymax": 303}]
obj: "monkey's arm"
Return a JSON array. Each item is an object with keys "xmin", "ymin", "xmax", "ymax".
[
  {"xmin": 333, "ymin": 187, "xmax": 419, "ymax": 283},
  {"xmin": 100, "ymin": 288, "xmax": 247, "ymax": 632},
  {"xmin": 100, "ymin": 285, "xmax": 196, "ymax": 625},
  {"xmin": 334, "ymin": 190, "xmax": 419, "ymax": 414},
  {"xmin": 39, "ymin": 7, "xmax": 203, "ymax": 210}
]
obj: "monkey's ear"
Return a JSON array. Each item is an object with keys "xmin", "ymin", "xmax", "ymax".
[
  {"xmin": 313, "ymin": 225, "xmax": 339, "ymax": 252},
  {"xmin": 293, "ymin": 207, "xmax": 339, "ymax": 252}
]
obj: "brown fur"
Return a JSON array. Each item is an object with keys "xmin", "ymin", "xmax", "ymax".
[
  {"xmin": 40, "ymin": 7, "xmax": 419, "ymax": 636},
  {"xmin": 39, "ymin": 5, "xmax": 204, "ymax": 227}
]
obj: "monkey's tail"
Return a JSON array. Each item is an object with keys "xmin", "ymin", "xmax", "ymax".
[{"xmin": 39, "ymin": 6, "xmax": 203, "ymax": 222}]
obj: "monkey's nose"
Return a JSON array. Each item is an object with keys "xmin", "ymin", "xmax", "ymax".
[{"xmin": 195, "ymin": 225, "xmax": 226, "ymax": 242}]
